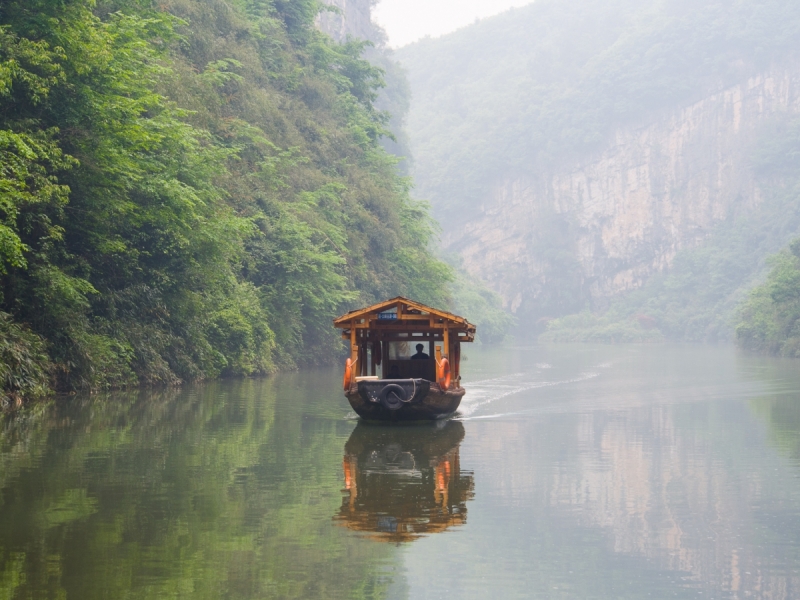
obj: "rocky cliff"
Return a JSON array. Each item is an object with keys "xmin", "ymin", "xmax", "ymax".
[
  {"xmin": 447, "ymin": 65, "xmax": 800, "ymax": 319},
  {"xmin": 316, "ymin": 0, "xmax": 379, "ymax": 43}
]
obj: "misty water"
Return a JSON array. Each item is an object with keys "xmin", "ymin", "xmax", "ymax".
[{"xmin": 2, "ymin": 344, "xmax": 800, "ymax": 599}]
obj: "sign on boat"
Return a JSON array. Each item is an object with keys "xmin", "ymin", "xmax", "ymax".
[{"xmin": 334, "ymin": 297, "xmax": 476, "ymax": 421}]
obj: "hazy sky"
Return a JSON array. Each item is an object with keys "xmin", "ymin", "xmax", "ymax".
[{"xmin": 373, "ymin": 0, "xmax": 533, "ymax": 48}]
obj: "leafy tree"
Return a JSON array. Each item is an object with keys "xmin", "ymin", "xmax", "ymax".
[{"xmin": 736, "ymin": 239, "xmax": 800, "ymax": 356}]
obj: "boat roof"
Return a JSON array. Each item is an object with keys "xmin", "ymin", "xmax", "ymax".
[{"xmin": 333, "ymin": 296, "xmax": 475, "ymax": 338}]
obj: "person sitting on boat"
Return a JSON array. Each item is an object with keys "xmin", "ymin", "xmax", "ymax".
[{"xmin": 411, "ymin": 344, "xmax": 429, "ymax": 360}]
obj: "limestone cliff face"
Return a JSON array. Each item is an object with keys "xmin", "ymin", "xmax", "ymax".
[
  {"xmin": 447, "ymin": 65, "xmax": 800, "ymax": 317},
  {"xmin": 316, "ymin": 0, "xmax": 378, "ymax": 43}
]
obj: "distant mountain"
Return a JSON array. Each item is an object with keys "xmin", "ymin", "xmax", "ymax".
[{"xmin": 397, "ymin": 0, "xmax": 800, "ymax": 336}]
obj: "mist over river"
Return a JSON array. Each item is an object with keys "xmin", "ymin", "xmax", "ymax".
[{"xmin": 2, "ymin": 344, "xmax": 800, "ymax": 599}]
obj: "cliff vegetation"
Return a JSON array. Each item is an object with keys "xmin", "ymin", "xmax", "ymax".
[
  {"xmin": 736, "ymin": 240, "xmax": 800, "ymax": 356},
  {"xmin": 0, "ymin": 0, "xmax": 454, "ymax": 401}
]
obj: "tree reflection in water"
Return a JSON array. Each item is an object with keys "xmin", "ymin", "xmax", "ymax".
[{"xmin": 336, "ymin": 421, "xmax": 474, "ymax": 542}]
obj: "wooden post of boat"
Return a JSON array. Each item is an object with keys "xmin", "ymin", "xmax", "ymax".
[
  {"xmin": 350, "ymin": 320, "xmax": 358, "ymax": 375},
  {"xmin": 358, "ymin": 332, "xmax": 363, "ymax": 376},
  {"xmin": 454, "ymin": 341, "xmax": 461, "ymax": 385}
]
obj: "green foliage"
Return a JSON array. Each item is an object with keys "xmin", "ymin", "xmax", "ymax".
[
  {"xmin": 736, "ymin": 240, "xmax": 800, "ymax": 356},
  {"xmin": 0, "ymin": 26, "xmax": 74, "ymax": 276},
  {"xmin": 272, "ymin": 0, "xmax": 321, "ymax": 41},
  {"xmin": 0, "ymin": 0, "xmax": 454, "ymax": 397},
  {"xmin": 0, "ymin": 312, "xmax": 51, "ymax": 403}
]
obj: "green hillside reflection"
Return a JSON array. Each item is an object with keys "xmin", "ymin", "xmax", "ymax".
[{"xmin": 0, "ymin": 377, "xmax": 399, "ymax": 599}]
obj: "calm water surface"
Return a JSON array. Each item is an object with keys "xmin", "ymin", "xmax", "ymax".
[{"xmin": 2, "ymin": 344, "xmax": 800, "ymax": 599}]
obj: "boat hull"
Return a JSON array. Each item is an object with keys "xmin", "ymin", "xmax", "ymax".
[{"xmin": 346, "ymin": 378, "xmax": 465, "ymax": 422}]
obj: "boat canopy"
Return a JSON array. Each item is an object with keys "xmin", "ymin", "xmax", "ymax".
[
  {"xmin": 334, "ymin": 297, "xmax": 475, "ymax": 381},
  {"xmin": 333, "ymin": 296, "xmax": 475, "ymax": 341}
]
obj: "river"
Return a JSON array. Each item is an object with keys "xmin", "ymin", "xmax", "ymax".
[{"xmin": 1, "ymin": 344, "xmax": 799, "ymax": 599}]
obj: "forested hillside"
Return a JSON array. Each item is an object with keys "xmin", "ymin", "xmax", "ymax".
[{"xmin": 0, "ymin": 0, "xmax": 453, "ymax": 400}]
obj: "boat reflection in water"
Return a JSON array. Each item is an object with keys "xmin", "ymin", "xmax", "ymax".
[{"xmin": 336, "ymin": 421, "xmax": 474, "ymax": 542}]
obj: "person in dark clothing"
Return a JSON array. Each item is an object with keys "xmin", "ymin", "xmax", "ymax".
[{"xmin": 411, "ymin": 343, "xmax": 429, "ymax": 360}]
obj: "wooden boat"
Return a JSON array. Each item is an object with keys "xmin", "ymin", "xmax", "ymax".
[
  {"xmin": 334, "ymin": 297, "xmax": 475, "ymax": 422},
  {"xmin": 335, "ymin": 420, "xmax": 474, "ymax": 542}
]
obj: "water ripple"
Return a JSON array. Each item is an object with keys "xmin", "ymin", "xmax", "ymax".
[{"xmin": 456, "ymin": 371, "xmax": 601, "ymax": 418}]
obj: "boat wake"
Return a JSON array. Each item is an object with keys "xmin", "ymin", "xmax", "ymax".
[
  {"xmin": 456, "ymin": 371, "xmax": 600, "ymax": 419},
  {"xmin": 468, "ymin": 373, "xmax": 525, "ymax": 386}
]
